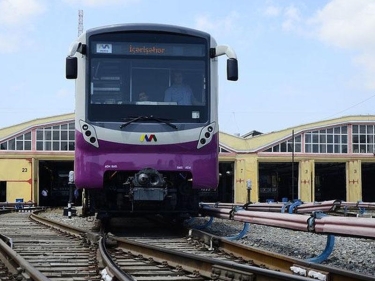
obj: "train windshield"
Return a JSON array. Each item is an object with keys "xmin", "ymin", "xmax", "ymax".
[{"xmin": 87, "ymin": 32, "xmax": 209, "ymax": 124}]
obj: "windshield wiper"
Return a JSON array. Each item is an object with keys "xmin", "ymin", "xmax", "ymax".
[
  {"xmin": 120, "ymin": 115, "xmax": 178, "ymax": 130},
  {"xmin": 120, "ymin": 116, "xmax": 146, "ymax": 128},
  {"xmin": 149, "ymin": 116, "xmax": 178, "ymax": 130}
]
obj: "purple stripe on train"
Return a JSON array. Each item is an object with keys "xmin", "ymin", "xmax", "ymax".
[{"xmin": 74, "ymin": 132, "xmax": 219, "ymax": 189}]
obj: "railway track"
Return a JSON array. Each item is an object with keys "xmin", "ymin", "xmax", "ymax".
[
  {"xmin": 104, "ymin": 216, "xmax": 374, "ymax": 281},
  {"xmin": 0, "ymin": 210, "xmax": 373, "ymax": 280},
  {"xmin": 0, "ymin": 211, "xmax": 101, "ymax": 281},
  {"xmin": 102, "ymin": 218, "xmax": 307, "ymax": 280}
]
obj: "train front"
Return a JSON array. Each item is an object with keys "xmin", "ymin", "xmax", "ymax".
[{"xmin": 66, "ymin": 24, "xmax": 238, "ymax": 219}]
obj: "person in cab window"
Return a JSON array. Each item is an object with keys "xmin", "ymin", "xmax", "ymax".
[
  {"xmin": 138, "ymin": 91, "xmax": 149, "ymax": 101},
  {"xmin": 164, "ymin": 71, "xmax": 194, "ymax": 105}
]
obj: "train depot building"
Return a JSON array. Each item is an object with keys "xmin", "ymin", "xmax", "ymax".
[{"xmin": 1, "ymin": 113, "xmax": 375, "ymax": 206}]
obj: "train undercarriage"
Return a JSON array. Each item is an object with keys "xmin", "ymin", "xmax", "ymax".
[{"xmin": 80, "ymin": 168, "xmax": 213, "ymax": 220}]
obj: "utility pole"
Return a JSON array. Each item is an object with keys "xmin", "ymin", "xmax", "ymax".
[
  {"xmin": 291, "ymin": 129, "xmax": 295, "ymax": 200},
  {"xmin": 78, "ymin": 10, "xmax": 84, "ymax": 37}
]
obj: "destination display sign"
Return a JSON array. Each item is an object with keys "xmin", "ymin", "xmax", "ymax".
[{"xmin": 93, "ymin": 42, "xmax": 205, "ymax": 57}]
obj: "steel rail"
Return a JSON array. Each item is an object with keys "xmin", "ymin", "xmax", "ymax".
[
  {"xmin": 189, "ymin": 229, "xmax": 374, "ymax": 281},
  {"xmin": 0, "ymin": 202, "xmax": 36, "ymax": 209},
  {"xmin": 29, "ymin": 212, "xmax": 100, "ymax": 244},
  {"xmin": 1, "ymin": 210, "xmax": 102, "ymax": 280},
  {"xmin": 0, "ymin": 210, "xmax": 50, "ymax": 281},
  {"xmin": 110, "ymin": 234, "xmax": 320, "ymax": 281},
  {"xmin": 98, "ymin": 237, "xmax": 136, "ymax": 281},
  {"xmin": 0, "ymin": 238, "xmax": 50, "ymax": 281}
]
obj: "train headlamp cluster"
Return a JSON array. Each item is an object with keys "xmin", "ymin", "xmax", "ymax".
[
  {"xmin": 79, "ymin": 120, "xmax": 99, "ymax": 147},
  {"xmin": 197, "ymin": 122, "xmax": 216, "ymax": 149}
]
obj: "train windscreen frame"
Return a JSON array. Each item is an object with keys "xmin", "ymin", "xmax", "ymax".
[{"xmin": 87, "ymin": 31, "xmax": 209, "ymax": 124}]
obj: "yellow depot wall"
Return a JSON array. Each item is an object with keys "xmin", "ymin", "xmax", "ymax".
[
  {"xmin": 0, "ymin": 158, "xmax": 33, "ymax": 202},
  {"xmin": 233, "ymin": 155, "xmax": 258, "ymax": 204},
  {"xmin": 247, "ymin": 156, "xmax": 258, "ymax": 203},
  {"xmin": 234, "ymin": 157, "xmax": 246, "ymax": 203},
  {"xmin": 347, "ymin": 160, "xmax": 362, "ymax": 202},
  {"xmin": 299, "ymin": 160, "xmax": 314, "ymax": 202}
]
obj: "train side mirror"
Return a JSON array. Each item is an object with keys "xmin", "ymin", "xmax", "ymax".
[
  {"xmin": 227, "ymin": 58, "xmax": 238, "ymax": 81},
  {"xmin": 66, "ymin": 56, "xmax": 78, "ymax": 79}
]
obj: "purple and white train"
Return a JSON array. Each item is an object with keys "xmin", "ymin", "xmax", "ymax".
[{"xmin": 66, "ymin": 23, "xmax": 238, "ymax": 219}]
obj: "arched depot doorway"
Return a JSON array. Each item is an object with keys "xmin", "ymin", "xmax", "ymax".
[
  {"xmin": 258, "ymin": 162, "xmax": 299, "ymax": 202},
  {"xmin": 217, "ymin": 162, "xmax": 234, "ymax": 203},
  {"xmin": 39, "ymin": 160, "xmax": 74, "ymax": 206},
  {"xmin": 314, "ymin": 163, "xmax": 346, "ymax": 201},
  {"xmin": 361, "ymin": 163, "xmax": 375, "ymax": 202}
]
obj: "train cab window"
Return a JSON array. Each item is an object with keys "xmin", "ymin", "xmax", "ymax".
[{"xmin": 88, "ymin": 59, "xmax": 208, "ymax": 124}]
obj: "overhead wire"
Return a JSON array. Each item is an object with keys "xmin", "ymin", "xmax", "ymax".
[{"xmin": 325, "ymin": 93, "xmax": 375, "ymax": 119}]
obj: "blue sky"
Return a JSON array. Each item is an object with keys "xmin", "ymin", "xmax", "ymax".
[{"xmin": 1, "ymin": 0, "xmax": 375, "ymax": 135}]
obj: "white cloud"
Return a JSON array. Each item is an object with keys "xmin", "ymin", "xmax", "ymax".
[
  {"xmin": 195, "ymin": 11, "xmax": 240, "ymax": 37},
  {"xmin": 0, "ymin": 0, "xmax": 46, "ymax": 26},
  {"xmin": 282, "ymin": 5, "xmax": 301, "ymax": 32},
  {"xmin": 354, "ymin": 53, "xmax": 375, "ymax": 89},
  {"xmin": 262, "ymin": 3, "xmax": 304, "ymax": 34},
  {"xmin": 0, "ymin": 0, "xmax": 46, "ymax": 53},
  {"xmin": 264, "ymin": 5, "xmax": 281, "ymax": 17},
  {"xmin": 63, "ymin": 0, "xmax": 139, "ymax": 8},
  {"xmin": 311, "ymin": 0, "xmax": 375, "ymax": 50},
  {"xmin": 310, "ymin": 0, "xmax": 375, "ymax": 90},
  {"xmin": 0, "ymin": 33, "xmax": 20, "ymax": 53}
]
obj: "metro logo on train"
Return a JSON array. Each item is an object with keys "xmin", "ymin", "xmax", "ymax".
[
  {"xmin": 96, "ymin": 44, "xmax": 112, "ymax": 53},
  {"xmin": 139, "ymin": 134, "xmax": 157, "ymax": 142}
]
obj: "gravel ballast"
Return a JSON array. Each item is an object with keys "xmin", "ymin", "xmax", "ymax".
[{"xmin": 40, "ymin": 208, "xmax": 375, "ymax": 277}]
